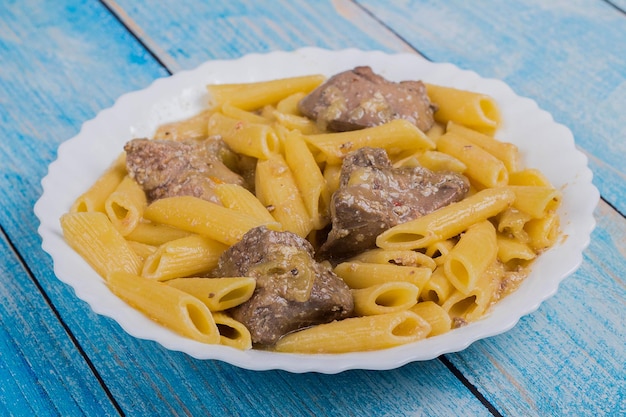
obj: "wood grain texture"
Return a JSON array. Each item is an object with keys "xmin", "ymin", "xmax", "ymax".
[
  {"xmin": 0, "ymin": 1, "xmax": 492, "ymax": 416},
  {"xmin": 357, "ymin": 0, "xmax": 626, "ymax": 217}
]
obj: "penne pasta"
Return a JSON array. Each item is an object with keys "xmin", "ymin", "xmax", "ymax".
[
  {"xmin": 334, "ymin": 261, "xmax": 431, "ymax": 291},
  {"xmin": 496, "ymin": 234, "xmax": 536, "ymax": 264},
  {"xmin": 60, "ymin": 212, "xmax": 142, "ymax": 279},
  {"xmin": 420, "ymin": 267, "xmax": 456, "ymax": 305},
  {"xmin": 124, "ymin": 222, "xmax": 191, "ymax": 246},
  {"xmin": 425, "ymin": 84, "xmax": 501, "ymax": 134},
  {"xmin": 107, "ymin": 272, "xmax": 220, "ymax": 344},
  {"xmin": 525, "ymin": 212, "xmax": 560, "ymax": 251},
  {"xmin": 207, "ymin": 74, "xmax": 325, "ymax": 110},
  {"xmin": 446, "ymin": 122, "xmax": 520, "ymax": 172},
  {"xmin": 305, "ymin": 119, "xmax": 436, "ymax": 165},
  {"xmin": 410, "ymin": 301, "xmax": 452, "ymax": 336},
  {"xmin": 443, "ymin": 220, "xmax": 498, "ymax": 294},
  {"xmin": 214, "ymin": 183, "xmax": 276, "ymax": 224},
  {"xmin": 70, "ymin": 153, "xmax": 126, "ymax": 213},
  {"xmin": 376, "ymin": 187, "xmax": 516, "ymax": 250},
  {"xmin": 208, "ymin": 112, "xmax": 280, "ymax": 159},
  {"xmin": 255, "ymin": 153, "xmax": 312, "ymax": 237},
  {"xmin": 212, "ymin": 312, "xmax": 253, "ymax": 350},
  {"xmin": 437, "ymin": 131, "xmax": 508, "ymax": 188},
  {"xmin": 507, "ymin": 185, "xmax": 562, "ymax": 219},
  {"xmin": 282, "ymin": 130, "xmax": 330, "ymax": 229},
  {"xmin": 349, "ymin": 248, "xmax": 437, "ymax": 270},
  {"xmin": 166, "ymin": 277, "xmax": 256, "ymax": 311},
  {"xmin": 508, "ymin": 168, "xmax": 552, "ymax": 187},
  {"xmin": 143, "ymin": 195, "xmax": 281, "ymax": 246},
  {"xmin": 104, "ymin": 175, "xmax": 147, "ymax": 236},
  {"xmin": 141, "ymin": 235, "xmax": 228, "ymax": 281},
  {"xmin": 351, "ymin": 282, "xmax": 419, "ymax": 316},
  {"xmin": 153, "ymin": 109, "xmax": 213, "ymax": 141},
  {"xmin": 273, "ymin": 311, "xmax": 431, "ymax": 353}
]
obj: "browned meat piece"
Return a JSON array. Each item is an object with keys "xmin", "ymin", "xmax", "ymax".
[
  {"xmin": 318, "ymin": 147, "xmax": 470, "ymax": 262},
  {"xmin": 298, "ymin": 66, "xmax": 437, "ymax": 132},
  {"xmin": 212, "ymin": 226, "xmax": 354, "ymax": 346},
  {"xmin": 124, "ymin": 138, "xmax": 245, "ymax": 203}
]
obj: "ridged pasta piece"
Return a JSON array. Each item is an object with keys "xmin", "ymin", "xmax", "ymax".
[
  {"xmin": 104, "ymin": 175, "xmax": 147, "ymax": 236},
  {"xmin": 213, "ymin": 312, "xmax": 252, "ymax": 350},
  {"xmin": 352, "ymin": 282, "xmax": 419, "ymax": 316},
  {"xmin": 166, "ymin": 277, "xmax": 256, "ymax": 311},
  {"xmin": 334, "ymin": 261, "xmax": 431, "ymax": 292},
  {"xmin": 70, "ymin": 153, "xmax": 126, "ymax": 213},
  {"xmin": 410, "ymin": 301, "xmax": 452, "ymax": 336},
  {"xmin": 107, "ymin": 272, "xmax": 220, "ymax": 344},
  {"xmin": 273, "ymin": 311, "xmax": 431, "ymax": 353}
]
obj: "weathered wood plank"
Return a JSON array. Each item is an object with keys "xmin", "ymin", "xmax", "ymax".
[
  {"xmin": 0, "ymin": 232, "xmax": 120, "ymax": 417},
  {"xmin": 0, "ymin": 1, "xmax": 498, "ymax": 416},
  {"xmin": 356, "ymin": 0, "xmax": 626, "ymax": 216}
]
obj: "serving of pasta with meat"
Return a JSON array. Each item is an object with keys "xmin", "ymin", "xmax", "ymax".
[{"xmin": 60, "ymin": 66, "xmax": 561, "ymax": 353}]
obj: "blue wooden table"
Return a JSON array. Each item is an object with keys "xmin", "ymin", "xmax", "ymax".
[{"xmin": 1, "ymin": 1, "xmax": 624, "ymax": 415}]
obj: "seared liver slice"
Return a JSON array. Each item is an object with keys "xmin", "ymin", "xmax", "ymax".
[
  {"xmin": 213, "ymin": 226, "xmax": 354, "ymax": 346},
  {"xmin": 318, "ymin": 147, "xmax": 470, "ymax": 262},
  {"xmin": 298, "ymin": 66, "xmax": 437, "ymax": 132},
  {"xmin": 124, "ymin": 138, "xmax": 245, "ymax": 204}
]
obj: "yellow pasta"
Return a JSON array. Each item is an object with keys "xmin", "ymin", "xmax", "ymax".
[
  {"xmin": 425, "ymin": 83, "xmax": 501, "ymax": 134},
  {"xmin": 282, "ymin": 130, "xmax": 330, "ymax": 229},
  {"xmin": 496, "ymin": 207, "xmax": 532, "ymax": 243},
  {"xmin": 507, "ymin": 185, "xmax": 562, "ymax": 219},
  {"xmin": 124, "ymin": 222, "xmax": 191, "ymax": 246},
  {"xmin": 127, "ymin": 240, "xmax": 157, "ymax": 261},
  {"xmin": 410, "ymin": 301, "xmax": 452, "ymax": 336},
  {"xmin": 141, "ymin": 235, "xmax": 228, "ymax": 281},
  {"xmin": 420, "ymin": 267, "xmax": 456, "ymax": 305},
  {"xmin": 166, "ymin": 277, "xmax": 256, "ymax": 311},
  {"xmin": 220, "ymin": 102, "xmax": 270, "ymax": 124},
  {"xmin": 525, "ymin": 212, "xmax": 560, "ymax": 251},
  {"xmin": 60, "ymin": 212, "xmax": 142, "ymax": 279},
  {"xmin": 334, "ymin": 261, "xmax": 431, "ymax": 291},
  {"xmin": 395, "ymin": 150, "xmax": 467, "ymax": 173},
  {"xmin": 214, "ymin": 183, "xmax": 276, "ymax": 224},
  {"xmin": 424, "ymin": 239, "xmax": 456, "ymax": 265},
  {"xmin": 496, "ymin": 234, "xmax": 536, "ymax": 264},
  {"xmin": 377, "ymin": 187, "xmax": 516, "ymax": 250},
  {"xmin": 446, "ymin": 122, "xmax": 520, "ymax": 172},
  {"xmin": 276, "ymin": 91, "xmax": 307, "ymax": 115},
  {"xmin": 212, "ymin": 312, "xmax": 253, "ymax": 350},
  {"xmin": 444, "ymin": 220, "xmax": 498, "ymax": 294},
  {"xmin": 70, "ymin": 153, "xmax": 126, "ymax": 213},
  {"xmin": 153, "ymin": 109, "xmax": 213, "ymax": 141},
  {"xmin": 208, "ymin": 112, "xmax": 280, "ymax": 159},
  {"xmin": 351, "ymin": 282, "xmax": 419, "ymax": 316},
  {"xmin": 104, "ymin": 175, "xmax": 147, "ymax": 236},
  {"xmin": 273, "ymin": 110, "xmax": 319, "ymax": 134},
  {"xmin": 143, "ymin": 195, "xmax": 281, "ymax": 246},
  {"xmin": 107, "ymin": 272, "xmax": 220, "ymax": 344},
  {"xmin": 349, "ymin": 248, "xmax": 437, "ymax": 270},
  {"xmin": 508, "ymin": 168, "xmax": 552, "ymax": 187},
  {"xmin": 437, "ymin": 131, "xmax": 508, "ymax": 188},
  {"xmin": 305, "ymin": 119, "xmax": 436, "ymax": 165},
  {"xmin": 207, "ymin": 74, "xmax": 325, "ymax": 110},
  {"xmin": 255, "ymin": 153, "xmax": 312, "ymax": 237},
  {"xmin": 274, "ymin": 310, "xmax": 431, "ymax": 353}
]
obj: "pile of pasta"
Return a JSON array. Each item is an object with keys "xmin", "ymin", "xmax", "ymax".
[{"xmin": 60, "ymin": 73, "xmax": 561, "ymax": 353}]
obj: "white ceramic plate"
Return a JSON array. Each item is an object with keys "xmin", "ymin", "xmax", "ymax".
[{"xmin": 35, "ymin": 48, "xmax": 598, "ymax": 373}]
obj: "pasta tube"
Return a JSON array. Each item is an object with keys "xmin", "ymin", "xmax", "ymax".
[
  {"xmin": 207, "ymin": 74, "xmax": 325, "ymax": 110},
  {"xmin": 208, "ymin": 112, "xmax": 280, "ymax": 159},
  {"xmin": 352, "ymin": 282, "xmax": 419, "ymax": 316},
  {"xmin": 507, "ymin": 185, "xmax": 562, "ymax": 219},
  {"xmin": 305, "ymin": 119, "xmax": 436, "ymax": 165},
  {"xmin": 255, "ymin": 153, "xmax": 312, "ymax": 237},
  {"xmin": 525, "ymin": 212, "xmax": 560, "ymax": 251},
  {"xmin": 349, "ymin": 248, "xmax": 437, "ymax": 270},
  {"xmin": 425, "ymin": 84, "xmax": 501, "ymax": 134},
  {"xmin": 153, "ymin": 109, "xmax": 213, "ymax": 141},
  {"xmin": 141, "ymin": 235, "xmax": 228, "ymax": 281},
  {"xmin": 376, "ymin": 187, "xmax": 516, "ymax": 250},
  {"xmin": 166, "ymin": 277, "xmax": 256, "ymax": 311},
  {"xmin": 70, "ymin": 153, "xmax": 126, "ymax": 213},
  {"xmin": 143, "ymin": 196, "xmax": 281, "ymax": 246},
  {"xmin": 334, "ymin": 261, "xmax": 431, "ymax": 291},
  {"xmin": 212, "ymin": 312, "xmax": 252, "ymax": 350},
  {"xmin": 60, "ymin": 212, "xmax": 142, "ymax": 279},
  {"xmin": 273, "ymin": 311, "xmax": 431, "ymax": 353},
  {"xmin": 410, "ymin": 301, "xmax": 452, "ymax": 336},
  {"xmin": 437, "ymin": 132, "xmax": 508, "ymax": 188},
  {"xmin": 104, "ymin": 175, "xmax": 147, "ymax": 236},
  {"xmin": 107, "ymin": 272, "xmax": 220, "ymax": 344},
  {"xmin": 124, "ymin": 222, "xmax": 191, "ymax": 246},
  {"xmin": 214, "ymin": 183, "xmax": 276, "ymax": 224},
  {"xmin": 443, "ymin": 220, "xmax": 497, "ymax": 294},
  {"xmin": 420, "ymin": 266, "xmax": 456, "ymax": 305}
]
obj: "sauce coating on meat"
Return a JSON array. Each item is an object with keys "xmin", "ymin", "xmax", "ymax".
[
  {"xmin": 298, "ymin": 66, "xmax": 437, "ymax": 132},
  {"xmin": 318, "ymin": 147, "xmax": 470, "ymax": 263},
  {"xmin": 212, "ymin": 226, "xmax": 354, "ymax": 346},
  {"xmin": 124, "ymin": 138, "xmax": 245, "ymax": 203}
]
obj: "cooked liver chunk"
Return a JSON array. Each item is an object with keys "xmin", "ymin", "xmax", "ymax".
[
  {"xmin": 298, "ymin": 66, "xmax": 437, "ymax": 132},
  {"xmin": 124, "ymin": 138, "xmax": 245, "ymax": 203},
  {"xmin": 213, "ymin": 226, "xmax": 354, "ymax": 346},
  {"xmin": 318, "ymin": 147, "xmax": 470, "ymax": 262}
]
